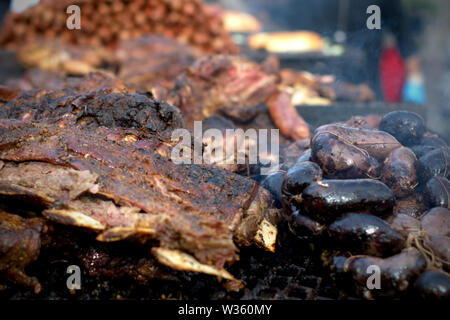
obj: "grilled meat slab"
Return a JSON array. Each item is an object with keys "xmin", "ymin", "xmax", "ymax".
[
  {"xmin": 116, "ymin": 36, "xmax": 199, "ymax": 92},
  {"xmin": 10, "ymin": 36, "xmax": 199, "ymax": 93},
  {"xmin": 167, "ymin": 55, "xmax": 310, "ymax": 139},
  {"xmin": 0, "ymin": 119, "xmax": 277, "ymax": 281},
  {"xmin": 167, "ymin": 55, "xmax": 279, "ymax": 125},
  {"xmin": 0, "ymin": 87, "xmax": 184, "ymax": 140}
]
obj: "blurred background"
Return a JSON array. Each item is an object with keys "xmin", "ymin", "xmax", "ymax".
[
  {"xmin": 207, "ymin": 0, "xmax": 450, "ymax": 138},
  {"xmin": 0, "ymin": 0, "xmax": 448, "ymax": 138}
]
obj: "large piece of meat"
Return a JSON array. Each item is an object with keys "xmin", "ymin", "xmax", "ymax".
[
  {"xmin": 115, "ymin": 36, "xmax": 200, "ymax": 92},
  {"xmin": 0, "ymin": 87, "xmax": 184, "ymax": 140},
  {"xmin": 167, "ymin": 55, "xmax": 279, "ymax": 126},
  {"xmin": 11, "ymin": 36, "xmax": 199, "ymax": 93},
  {"xmin": 166, "ymin": 55, "xmax": 311, "ymax": 140},
  {"xmin": 0, "ymin": 113, "xmax": 277, "ymax": 285}
]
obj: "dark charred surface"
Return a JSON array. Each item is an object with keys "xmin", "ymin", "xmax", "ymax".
[
  {"xmin": 420, "ymin": 135, "xmax": 448, "ymax": 148},
  {"xmin": 0, "ymin": 222, "xmax": 352, "ymax": 300},
  {"xmin": 411, "ymin": 145, "xmax": 438, "ymax": 159},
  {"xmin": 296, "ymin": 149, "xmax": 312, "ymax": 163},
  {"xmin": 0, "ymin": 77, "xmax": 446, "ymax": 301},
  {"xmin": 0, "ymin": 119, "xmax": 275, "ymax": 268},
  {"xmin": 0, "ymin": 88, "xmax": 185, "ymax": 139},
  {"xmin": 406, "ymin": 133, "xmax": 447, "ymax": 159}
]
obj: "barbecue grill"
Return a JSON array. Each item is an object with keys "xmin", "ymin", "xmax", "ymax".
[{"xmin": 0, "ymin": 0, "xmax": 448, "ymax": 303}]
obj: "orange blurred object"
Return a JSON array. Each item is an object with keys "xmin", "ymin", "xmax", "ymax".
[
  {"xmin": 248, "ymin": 31, "xmax": 324, "ymax": 53},
  {"xmin": 222, "ymin": 10, "xmax": 262, "ymax": 33}
]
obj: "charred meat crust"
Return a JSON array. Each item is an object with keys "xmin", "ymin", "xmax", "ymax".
[
  {"xmin": 0, "ymin": 119, "xmax": 275, "ymax": 269},
  {"xmin": 0, "ymin": 88, "xmax": 185, "ymax": 139}
]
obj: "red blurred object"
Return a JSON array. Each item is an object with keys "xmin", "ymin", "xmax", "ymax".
[{"xmin": 379, "ymin": 47, "xmax": 406, "ymax": 103}]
